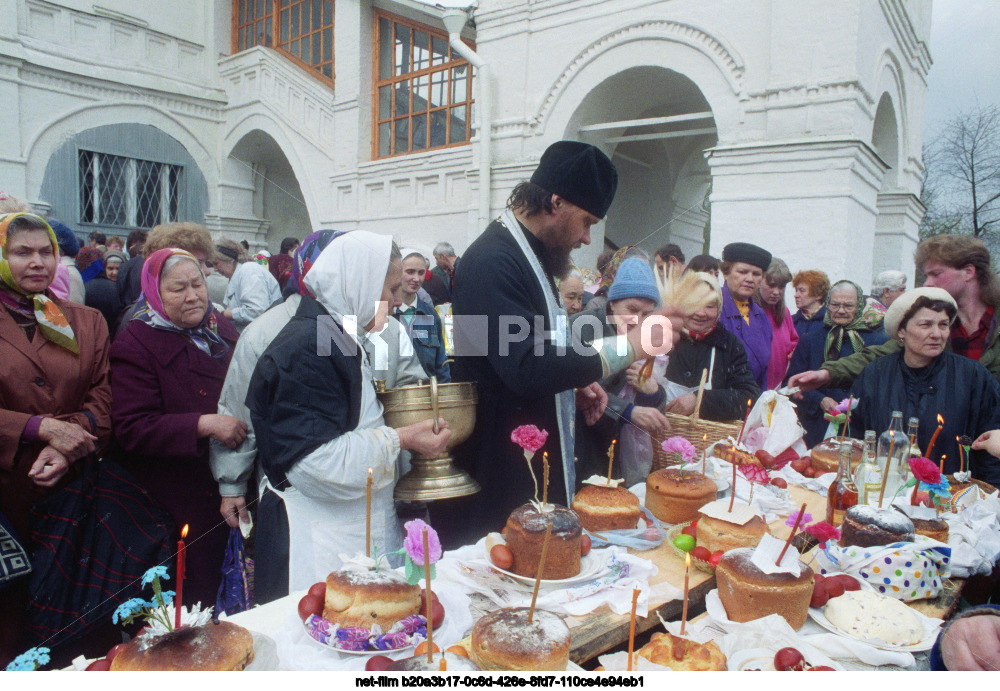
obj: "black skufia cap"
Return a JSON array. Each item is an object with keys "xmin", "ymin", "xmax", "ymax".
[{"xmin": 530, "ymin": 141, "xmax": 618, "ymax": 219}]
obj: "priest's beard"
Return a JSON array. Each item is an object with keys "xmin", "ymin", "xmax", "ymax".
[{"xmin": 540, "ymin": 244, "xmax": 573, "ymax": 281}]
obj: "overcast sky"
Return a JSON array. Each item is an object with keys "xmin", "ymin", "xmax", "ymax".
[{"xmin": 923, "ymin": 0, "xmax": 1000, "ymax": 140}]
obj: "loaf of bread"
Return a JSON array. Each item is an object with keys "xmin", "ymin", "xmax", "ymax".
[
  {"xmin": 572, "ymin": 484, "xmax": 642, "ymax": 532},
  {"xmin": 810, "ymin": 437, "xmax": 863, "ymax": 474},
  {"xmin": 637, "ymin": 632, "xmax": 726, "ymax": 671},
  {"xmin": 695, "ymin": 511, "xmax": 769, "ymax": 554},
  {"xmin": 840, "ymin": 505, "xmax": 915, "ymax": 548},
  {"xmin": 644, "ymin": 468, "xmax": 717, "ymax": 524},
  {"xmin": 504, "ymin": 504, "xmax": 581, "ymax": 580},
  {"xmin": 715, "ymin": 547, "xmax": 814, "ymax": 630},
  {"xmin": 909, "ymin": 516, "xmax": 949, "ymax": 543},
  {"xmin": 470, "ymin": 607, "xmax": 570, "ymax": 671},
  {"xmin": 323, "ymin": 568, "xmax": 421, "ymax": 629},
  {"xmin": 713, "ymin": 444, "xmax": 759, "ymax": 468},
  {"xmin": 109, "ymin": 621, "xmax": 254, "ymax": 671}
]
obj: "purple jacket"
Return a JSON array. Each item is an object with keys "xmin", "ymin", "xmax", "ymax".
[
  {"xmin": 109, "ymin": 316, "xmax": 239, "ymax": 607},
  {"xmin": 720, "ymin": 284, "xmax": 772, "ymax": 390}
]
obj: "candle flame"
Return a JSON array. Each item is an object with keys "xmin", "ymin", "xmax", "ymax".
[
  {"xmin": 368, "ymin": 467, "xmax": 373, "ymax": 476},
  {"xmin": 181, "ymin": 524, "xmax": 189, "ymax": 539},
  {"xmin": 702, "ymin": 433, "xmax": 707, "ymax": 441},
  {"xmin": 937, "ymin": 414, "xmax": 944, "ymax": 425},
  {"xmin": 685, "ymin": 552, "xmax": 691, "ymax": 568}
]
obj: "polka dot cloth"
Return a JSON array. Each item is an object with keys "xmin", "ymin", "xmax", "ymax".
[{"xmin": 815, "ymin": 539, "xmax": 952, "ymax": 603}]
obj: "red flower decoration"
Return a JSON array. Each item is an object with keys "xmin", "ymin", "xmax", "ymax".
[
  {"xmin": 511, "ymin": 425, "xmax": 549, "ymax": 454},
  {"xmin": 804, "ymin": 521, "xmax": 841, "ymax": 544},
  {"xmin": 908, "ymin": 457, "xmax": 941, "ymax": 485},
  {"xmin": 738, "ymin": 463, "xmax": 769, "ymax": 485}
]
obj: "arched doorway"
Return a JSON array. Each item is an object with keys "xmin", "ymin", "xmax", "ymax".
[
  {"xmin": 227, "ymin": 130, "xmax": 311, "ymax": 252},
  {"xmin": 568, "ymin": 66, "xmax": 718, "ymax": 262}
]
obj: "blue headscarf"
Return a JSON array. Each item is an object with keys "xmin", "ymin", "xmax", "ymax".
[{"xmin": 284, "ymin": 229, "xmax": 348, "ymax": 297}]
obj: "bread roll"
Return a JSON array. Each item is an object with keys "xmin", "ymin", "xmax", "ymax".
[
  {"xmin": 810, "ymin": 437, "xmax": 863, "ymax": 474},
  {"xmin": 715, "ymin": 547, "xmax": 814, "ymax": 629},
  {"xmin": 323, "ymin": 569, "xmax": 421, "ymax": 629},
  {"xmin": 696, "ymin": 511, "xmax": 769, "ymax": 554},
  {"xmin": 470, "ymin": 607, "xmax": 570, "ymax": 671},
  {"xmin": 644, "ymin": 468, "xmax": 717, "ymax": 524},
  {"xmin": 109, "ymin": 621, "xmax": 254, "ymax": 671},
  {"xmin": 637, "ymin": 632, "xmax": 726, "ymax": 671},
  {"xmin": 840, "ymin": 505, "xmax": 915, "ymax": 548},
  {"xmin": 571, "ymin": 484, "xmax": 641, "ymax": 532},
  {"xmin": 504, "ymin": 504, "xmax": 581, "ymax": 579}
]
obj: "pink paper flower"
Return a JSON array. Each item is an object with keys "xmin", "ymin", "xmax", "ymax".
[
  {"xmin": 660, "ymin": 436, "xmax": 696, "ymax": 463},
  {"xmin": 833, "ymin": 398, "xmax": 856, "ymax": 414},
  {"xmin": 804, "ymin": 521, "xmax": 841, "ymax": 544},
  {"xmin": 511, "ymin": 425, "xmax": 549, "ymax": 454},
  {"xmin": 785, "ymin": 509, "xmax": 813, "ymax": 528},
  {"xmin": 738, "ymin": 463, "xmax": 769, "ymax": 485},
  {"xmin": 402, "ymin": 519, "xmax": 442, "ymax": 566},
  {"xmin": 909, "ymin": 457, "xmax": 941, "ymax": 485}
]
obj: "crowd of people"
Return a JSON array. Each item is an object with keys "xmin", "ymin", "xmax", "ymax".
[{"xmin": 3, "ymin": 139, "xmax": 1000, "ymax": 671}]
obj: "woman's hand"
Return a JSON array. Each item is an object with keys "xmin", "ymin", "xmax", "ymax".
[
  {"xmin": 940, "ymin": 613, "xmax": 1000, "ymax": 670},
  {"xmin": 398, "ymin": 418, "xmax": 451, "ymax": 457},
  {"xmin": 820, "ymin": 397, "xmax": 839, "ymax": 414},
  {"xmin": 972, "ymin": 430, "xmax": 1000, "ymax": 458},
  {"xmin": 28, "ymin": 446, "xmax": 71, "ymax": 487},
  {"xmin": 664, "ymin": 393, "xmax": 697, "ymax": 416},
  {"xmin": 625, "ymin": 361, "xmax": 659, "ymax": 394},
  {"xmin": 220, "ymin": 496, "xmax": 250, "ymax": 529},
  {"xmin": 629, "ymin": 406, "xmax": 670, "ymax": 437},
  {"xmin": 38, "ymin": 418, "xmax": 97, "ymax": 462},
  {"xmin": 198, "ymin": 414, "xmax": 248, "ymax": 449}
]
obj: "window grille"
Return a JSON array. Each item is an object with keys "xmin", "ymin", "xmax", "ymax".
[{"xmin": 78, "ymin": 151, "xmax": 182, "ymax": 228}]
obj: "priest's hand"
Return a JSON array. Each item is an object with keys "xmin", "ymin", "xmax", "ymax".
[
  {"xmin": 576, "ymin": 383, "xmax": 608, "ymax": 425},
  {"xmin": 38, "ymin": 418, "xmax": 97, "ymax": 462},
  {"xmin": 627, "ymin": 312, "xmax": 674, "ymax": 360},
  {"xmin": 940, "ymin": 612, "xmax": 1000, "ymax": 671},
  {"xmin": 398, "ymin": 418, "xmax": 451, "ymax": 457},
  {"xmin": 29, "ymin": 446, "xmax": 70, "ymax": 488},
  {"xmin": 786, "ymin": 369, "xmax": 831, "ymax": 395}
]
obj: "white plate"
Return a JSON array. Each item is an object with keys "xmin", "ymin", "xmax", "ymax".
[
  {"xmin": 303, "ymin": 614, "xmax": 421, "ymax": 656},
  {"xmin": 808, "ymin": 604, "xmax": 942, "ymax": 652},
  {"xmin": 246, "ymin": 632, "xmax": 280, "ymax": 670},
  {"xmin": 727, "ymin": 647, "xmax": 844, "ymax": 671},
  {"xmin": 489, "ymin": 551, "xmax": 607, "ymax": 586}
]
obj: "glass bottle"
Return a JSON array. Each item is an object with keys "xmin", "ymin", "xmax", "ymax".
[
  {"xmin": 857, "ymin": 430, "xmax": 883, "ymax": 506},
  {"xmin": 876, "ymin": 411, "xmax": 907, "ymax": 501},
  {"xmin": 827, "ymin": 441, "xmax": 859, "ymax": 525}
]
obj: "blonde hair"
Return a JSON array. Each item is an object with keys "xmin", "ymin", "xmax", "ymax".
[{"xmin": 143, "ymin": 222, "xmax": 215, "ymax": 260}]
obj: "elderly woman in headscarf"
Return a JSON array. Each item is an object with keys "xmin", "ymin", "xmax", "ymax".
[
  {"xmin": 849, "ymin": 288, "xmax": 1000, "ymax": 484},
  {"xmin": 0, "ymin": 212, "xmax": 112, "ymax": 666},
  {"xmin": 213, "ymin": 238, "xmax": 282, "ymax": 332},
  {"xmin": 246, "ymin": 232, "xmax": 451, "ymax": 593},
  {"xmin": 110, "ymin": 248, "xmax": 244, "ymax": 609},
  {"xmin": 785, "ymin": 280, "xmax": 889, "ymax": 446}
]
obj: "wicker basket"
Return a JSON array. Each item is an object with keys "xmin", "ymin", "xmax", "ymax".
[{"xmin": 651, "ymin": 415, "xmax": 742, "ymax": 472}]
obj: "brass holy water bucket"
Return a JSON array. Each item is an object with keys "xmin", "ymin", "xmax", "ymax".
[{"xmin": 377, "ymin": 377, "xmax": 481, "ymax": 501}]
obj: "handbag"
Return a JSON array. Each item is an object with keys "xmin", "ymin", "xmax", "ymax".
[
  {"xmin": 0, "ymin": 505, "xmax": 31, "ymax": 590},
  {"xmin": 24, "ymin": 458, "xmax": 174, "ymax": 650}
]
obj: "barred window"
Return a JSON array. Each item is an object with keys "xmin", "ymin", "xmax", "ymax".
[
  {"xmin": 233, "ymin": 0, "xmax": 334, "ymax": 82},
  {"xmin": 373, "ymin": 11, "xmax": 474, "ymax": 158},
  {"xmin": 78, "ymin": 151, "xmax": 181, "ymax": 229}
]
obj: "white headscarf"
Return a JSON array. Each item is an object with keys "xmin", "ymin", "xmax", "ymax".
[{"xmin": 303, "ymin": 231, "xmax": 393, "ymax": 342}]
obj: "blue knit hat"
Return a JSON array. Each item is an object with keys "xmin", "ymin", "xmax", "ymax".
[
  {"xmin": 48, "ymin": 219, "xmax": 80, "ymax": 258},
  {"xmin": 607, "ymin": 257, "xmax": 660, "ymax": 304}
]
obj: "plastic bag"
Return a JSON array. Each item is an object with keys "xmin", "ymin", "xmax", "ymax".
[
  {"xmin": 741, "ymin": 391, "xmax": 807, "ymax": 457},
  {"xmin": 584, "ymin": 506, "xmax": 667, "ymax": 551},
  {"xmin": 216, "ymin": 527, "xmax": 254, "ymax": 616}
]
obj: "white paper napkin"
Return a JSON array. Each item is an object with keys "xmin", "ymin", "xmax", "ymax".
[{"xmin": 750, "ymin": 533, "xmax": 801, "ymax": 576}]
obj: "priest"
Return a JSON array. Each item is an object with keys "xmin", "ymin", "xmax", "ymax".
[{"xmin": 437, "ymin": 141, "xmax": 673, "ymax": 546}]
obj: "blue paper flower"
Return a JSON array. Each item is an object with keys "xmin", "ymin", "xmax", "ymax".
[
  {"xmin": 160, "ymin": 590, "xmax": 176, "ymax": 606},
  {"xmin": 5, "ymin": 647, "xmax": 51, "ymax": 671},
  {"xmin": 920, "ymin": 476, "xmax": 952, "ymax": 503},
  {"xmin": 112, "ymin": 597, "xmax": 150, "ymax": 624},
  {"xmin": 141, "ymin": 565, "xmax": 170, "ymax": 588}
]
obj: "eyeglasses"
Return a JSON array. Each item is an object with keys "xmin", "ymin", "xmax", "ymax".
[{"xmin": 828, "ymin": 303, "xmax": 857, "ymax": 311}]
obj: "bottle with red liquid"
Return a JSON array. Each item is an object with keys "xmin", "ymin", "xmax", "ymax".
[{"xmin": 826, "ymin": 441, "xmax": 858, "ymax": 525}]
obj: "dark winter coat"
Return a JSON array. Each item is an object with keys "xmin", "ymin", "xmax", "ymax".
[
  {"xmin": 666, "ymin": 326, "xmax": 761, "ymax": 421},
  {"xmin": 849, "ymin": 350, "xmax": 1000, "ymax": 485},
  {"xmin": 83, "ymin": 273, "xmax": 121, "ymax": 330}
]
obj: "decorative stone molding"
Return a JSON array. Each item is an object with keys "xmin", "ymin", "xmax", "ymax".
[{"xmin": 878, "ymin": 0, "xmax": 932, "ymax": 79}]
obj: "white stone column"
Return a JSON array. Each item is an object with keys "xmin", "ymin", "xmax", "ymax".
[
  {"xmin": 873, "ymin": 192, "xmax": 923, "ymax": 288},
  {"xmin": 706, "ymin": 139, "xmax": 888, "ymax": 287}
]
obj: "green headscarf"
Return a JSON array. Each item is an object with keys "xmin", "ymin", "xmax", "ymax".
[{"xmin": 822, "ymin": 280, "xmax": 885, "ymax": 362}]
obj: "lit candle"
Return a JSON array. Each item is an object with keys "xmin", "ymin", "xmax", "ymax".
[
  {"xmin": 701, "ymin": 434, "xmax": 708, "ymax": 475},
  {"xmin": 926, "ymin": 415, "xmax": 945, "ymax": 460},
  {"xmin": 423, "ymin": 529, "xmax": 433, "ymax": 663},
  {"xmin": 627, "ymin": 588, "xmax": 639, "ymax": 671},
  {"xmin": 606, "ymin": 441, "xmax": 616, "ymax": 484},
  {"xmin": 365, "ymin": 468, "xmax": 373, "ymax": 558},
  {"xmin": 680, "ymin": 553, "xmax": 691, "ymax": 636},
  {"xmin": 957, "ymin": 437, "xmax": 964, "ymax": 475},
  {"xmin": 939, "ymin": 453, "xmax": 947, "ymax": 475},
  {"xmin": 175, "ymin": 523, "xmax": 188, "ymax": 629},
  {"xmin": 542, "ymin": 452, "xmax": 549, "ymax": 507},
  {"xmin": 736, "ymin": 399, "xmax": 752, "ymax": 445}
]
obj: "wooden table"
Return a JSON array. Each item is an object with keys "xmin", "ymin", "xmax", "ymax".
[{"xmin": 561, "ymin": 486, "xmax": 962, "ymax": 664}]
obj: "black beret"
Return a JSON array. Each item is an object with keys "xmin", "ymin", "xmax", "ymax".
[
  {"xmin": 530, "ymin": 141, "xmax": 618, "ymax": 219},
  {"xmin": 722, "ymin": 242, "xmax": 772, "ymax": 272}
]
